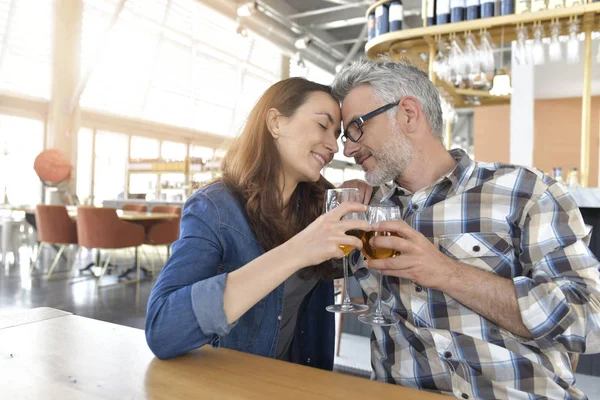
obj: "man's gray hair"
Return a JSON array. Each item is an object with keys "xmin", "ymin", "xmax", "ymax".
[{"xmin": 331, "ymin": 58, "xmax": 444, "ymax": 139}]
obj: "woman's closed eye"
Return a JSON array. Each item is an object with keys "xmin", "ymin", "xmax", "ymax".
[{"xmin": 318, "ymin": 123, "xmax": 327, "ymax": 131}]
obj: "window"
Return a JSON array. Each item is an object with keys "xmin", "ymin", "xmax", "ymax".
[
  {"xmin": 93, "ymin": 131, "xmax": 128, "ymax": 206},
  {"xmin": 0, "ymin": 0, "xmax": 52, "ymax": 98},
  {"xmin": 76, "ymin": 128, "xmax": 94, "ymax": 205},
  {"xmin": 130, "ymin": 136, "xmax": 159, "ymax": 160},
  {"xmin": 80, "ymin": 0, "xmax": 280, "ymax": 136},
  {"xmin": 0, "ymin": 115, "xmax": 43, "ymax": 205},
  {"xmin": 161, "ymin": 140, "xmax": 186, "ymax": 161}
]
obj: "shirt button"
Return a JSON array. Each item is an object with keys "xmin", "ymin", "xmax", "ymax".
[
  {"xmin": 415, "ymin": 285, "xmax": 423, "ymax": 292},
  {"xmin": 462, "ymin": 394, "xmax": 469, "ymax": 399},
  {"xmin": 277, "ymin": 315, "xmax": 282, "ymax": 321},
  {"xmin": 307, "ymin": 357, "xmax": 311, "ymax": 363},
  {"xmin": 472, "ymin": 245, "xmax": 481, "ymax": 252},
  {"xmin": 413, "ymin": 204, "xmax": 419, "ymax": 211},
  {"xmin": 444, "ymin": 351, "xmax": 452, "ymax": 359}
]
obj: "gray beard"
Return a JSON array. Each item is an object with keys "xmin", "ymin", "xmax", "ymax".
[{"xmin": 365, "ymin": 126, "xmax": 413, "ymax": 187}]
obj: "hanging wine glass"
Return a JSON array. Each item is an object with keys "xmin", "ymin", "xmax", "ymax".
[
  {"xmin": 532, "ymin": 24, "xmax": 546, "ymax": 65},
  {"xmin": 478, "ymin": 31, "xmax": 495, "ymax": 74},
  {"xmin": 449, "ymin": 36, "xmax": 467, "ymax": 78},
  {"xmin": 548, "ymin": 21, "xmax": 562, "ymax": 63},
  {"xmin": 567, "ymin": 19, "xmax": 580, "ymax": 64},
  {"xmin": 433, "ymin": 39, "xmax": 451, "ymax": 82},
  {"xmin": 515, "ymin": 25, "xmax": 529, "ymax": 65},
  {"xmin": 465, "ymin": 32, "xmax": 481, "ymax": 87}
]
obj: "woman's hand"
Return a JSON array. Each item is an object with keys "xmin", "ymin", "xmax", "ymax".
[{"xmin": 285, "ymin": 202, "xmax": 371, "ymax": 268}]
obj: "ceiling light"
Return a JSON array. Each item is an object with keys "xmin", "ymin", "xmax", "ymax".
[
  {"xmin": 294, "ymin": 36, "xmax": 312, "ymax": 50},
  {"xmin": 489, "ymin": 73, "xmax": 513, "ymax": 96},
  {"xmin": 237, "ymin": 2, "xmax": 257, "ymax": 17}
]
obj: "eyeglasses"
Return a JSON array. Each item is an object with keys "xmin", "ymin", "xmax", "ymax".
[{"xmin": 341, "ymin": 101, "xmax": 400, "ymax": 143}]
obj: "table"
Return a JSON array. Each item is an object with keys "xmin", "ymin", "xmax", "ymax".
[
  {"xmin": 0, "ymin": 308, "xmax": 449, "ymax": 399},
  {"xmin": 0, "ymin": 307, "xmax": 71, "ymax": 330}
]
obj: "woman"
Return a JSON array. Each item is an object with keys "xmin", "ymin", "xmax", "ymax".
[{"xmin": 145, "ymin": 77, "xmax": 369, "ymax": 370}]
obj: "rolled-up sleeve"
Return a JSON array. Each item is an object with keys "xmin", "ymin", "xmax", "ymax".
[
  {"xmin": 145, "ymin": 192, "xmax": 237, "ymax": 359},
  {"xmin": 515, "ymin": 181, "xmax": 600, "ymax": 353}
]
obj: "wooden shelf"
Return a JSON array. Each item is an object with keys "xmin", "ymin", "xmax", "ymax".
[{"xmin": 365, "ymin": 3, "xmax": 600, "ymax": 57}]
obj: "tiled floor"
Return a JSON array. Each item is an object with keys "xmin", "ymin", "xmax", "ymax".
[{"xmin": 3, "ymin": 240, "xmax": 600, "ymax": 399}]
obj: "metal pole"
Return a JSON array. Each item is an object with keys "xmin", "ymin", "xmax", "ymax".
[{"xmin": 580, "ymin": 21, "xmax": 593, "ymax": 187}]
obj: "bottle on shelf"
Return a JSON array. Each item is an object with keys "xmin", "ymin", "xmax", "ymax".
[
  {"xmin": 555, "ymin": 166, "xmax": 564, "ymax": 183},
  {"xmin": 516, "ymin": 0, "xmax": 531, "ymax": 13},
  {"xmin": 375, "ymin": 2, "xmax": 390, "ymax": 36},
  {"xmin": 531, "ymin": 0, "xmax": 547, "ymax": 12},
  {"xmin": 565, "ymin": 0, "xmax": 581, "ymax": 6},
  {"xmin": 437, "ymin": 0, "xmax": 451, "ymax": 24},
  {"xmin": 501, "ymin": 0, "xmax": 515, "ymax": 15},
  {"xmin": 451, "ymin": 0, "xmax": 466, "ymax": 22},
  {"xmin": 547, "ymin": 0, "xmax": 565, "ymax": 8},
  {"xmin": 425, "ymin": 0, "xmax": 437, "ymax": 26},
  {"xmin": 389, "ymin": 1, "xmax": 403, "ymax": 32},
  {"xmin": 368, "ymin": 12, "xmax": 376, "ymax": 40},
  {"xmin": 481, "ymin": 0, "xmax": 495, "ymax": 17},
  {"xmin": 566, "ymin": 167, "xmax": 580, "ymax": 188},
  {"xmin": 466, "ymin": 0, "xmax": 481, "ymax": 20}
]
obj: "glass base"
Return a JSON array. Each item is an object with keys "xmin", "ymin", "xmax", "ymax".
[
  {"xmin": 326, "ymin": 303, "xmax": 369, "ymax": 314},
  {"xmin": 358, "ymin": 311, "xmax": 399, "ymax": 326}
]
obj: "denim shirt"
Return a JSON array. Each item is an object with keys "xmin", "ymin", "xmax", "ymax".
[{"xmin": 145, "ymin": 182, "xmax": 335, "ymax": 370}]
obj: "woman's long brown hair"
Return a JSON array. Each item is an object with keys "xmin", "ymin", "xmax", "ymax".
[{"xmin": 221, "ymin": 77, "xmax": 336, "ymax": 280}]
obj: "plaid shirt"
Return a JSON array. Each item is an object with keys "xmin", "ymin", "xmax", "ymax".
[{"xmin": 352, "ymin": 149, "xmax": 600, "ymax": 400}]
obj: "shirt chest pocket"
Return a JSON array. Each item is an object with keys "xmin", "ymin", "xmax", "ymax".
[{"xmin": 438, "ymin": 232, "xmax": 516, "ymax": 278}]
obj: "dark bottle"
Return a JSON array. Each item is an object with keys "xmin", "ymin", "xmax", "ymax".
[
  {"xmin": 481, "ymin": 0, "xmax": 495, "ymax": 16},
  {"xmin": 375, "ymin": 3, "xmax": 389, "ymax": 36},
  {"xmin": 426, "ymin": 0, "xmax": 437, "ymax": 26},
  {"xmin": 451, "ymin": 0, "xmax": 465, "ymax": 22},
  {"xmin": 389, "ymin": 1, "xmax": 403, "ymax": 31},
  {"xmin": 466, "ymin": 0, "xmax": 481, "ymax": 19},
  {"xmin": 501, "ymin": 0, "xmax": 515, "ymax": 15},
  {"xmin": 437, "ymin": 0, "xmax": 450, "ymax": 24},
  {"xmin": 368, "ymin": 12, "xmax": 376, "ymax": 40}
]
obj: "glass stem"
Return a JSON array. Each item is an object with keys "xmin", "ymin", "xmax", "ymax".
[
  {"xmin": 375, "ymin": 272, "xmax": 383, "ymax": 316},
  {"xmin": 342, "ymin": 255, "xmax": 351, "ymax": 306}
]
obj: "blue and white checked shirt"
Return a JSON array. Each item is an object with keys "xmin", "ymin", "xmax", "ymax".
[{"xmin": 353, "ymin": 149, "xmax": 600, "ymax": 399}]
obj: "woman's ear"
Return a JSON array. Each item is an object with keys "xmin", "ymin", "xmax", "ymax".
[{"xmin": 266, "ymin": 108, "xmax": 281, "ymax": 140}]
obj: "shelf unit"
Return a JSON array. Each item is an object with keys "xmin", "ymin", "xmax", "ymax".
[
  {"xmin": 126, "ymin": 157, "xmax": 219, "ymax": 199},
  {"xmin": 363, "ymin": 1, "xmax": 600, "ymax": 186}
]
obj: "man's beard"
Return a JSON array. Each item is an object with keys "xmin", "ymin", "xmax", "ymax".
[{"xmin": 365, "ymin": 124, "xmax": 413, "ymax": 186}]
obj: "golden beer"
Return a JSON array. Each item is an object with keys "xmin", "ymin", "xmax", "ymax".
[
  {"xmin": 361, "ymin": 231, "xmax": 397, "ymax": 260},
  {"xmin": 340, "ymin": 229, "xmax": 364, "ymax": 256}
]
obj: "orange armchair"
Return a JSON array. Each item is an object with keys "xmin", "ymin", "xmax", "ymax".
[
  {"xmin": 31, "ymin": 205, "xmax": 78, "ymax": 279},
  {"xmin": 76, "ymin": 207, "xmax": 145, "ymax": 287}
]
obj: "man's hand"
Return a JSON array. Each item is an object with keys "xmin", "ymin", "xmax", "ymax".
[
  {"xmin": 341, "ymin": 179, "xmax": 373, "ymax": 205},
  {"xmin": 366, "ymin": 220, "xmax": 534, "ymax": 338},
  {"xmin": 365, "ymin": 220, "xmax": 458, "ymax": 290}
]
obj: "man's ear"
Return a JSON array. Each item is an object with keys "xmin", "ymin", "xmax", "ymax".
[{"xmin": 398, "ymin": 97, "xmax": 421, "ymax": 134}]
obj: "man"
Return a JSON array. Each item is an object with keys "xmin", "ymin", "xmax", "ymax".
[{"xmin": 333, "ymin": 58, "xmax": 600, "ymax": 399}]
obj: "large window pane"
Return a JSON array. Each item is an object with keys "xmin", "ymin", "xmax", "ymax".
[
  {"xmin": 161, "ymin": 141, "xmax": 186, "ymax": 161},
  {"xmin": 130, "ymin": 136, "xmax": 159, "ymax": 160},
  {"xmin": 0, "ymin": 0, "xmax": 52, "ymax": 98},
  {"xmin": 80, "ymin": 0, "xmax": 280, "ymax": 136},
  {"xmin": 0, "ymin": 115, "xmax": 43, "ymax": 204},
  {"xmin": 76, "ymin": 128, "xmax": 93, "ymax": 204},
  {"xmin": 93, "ymin": 131, "xmax": 128, "ymax": 205}
]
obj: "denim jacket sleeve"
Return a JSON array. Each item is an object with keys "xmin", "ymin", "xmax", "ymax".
[{"xmin": 145, "ymin": 192, "xmax": 237, "ymax": 359}]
